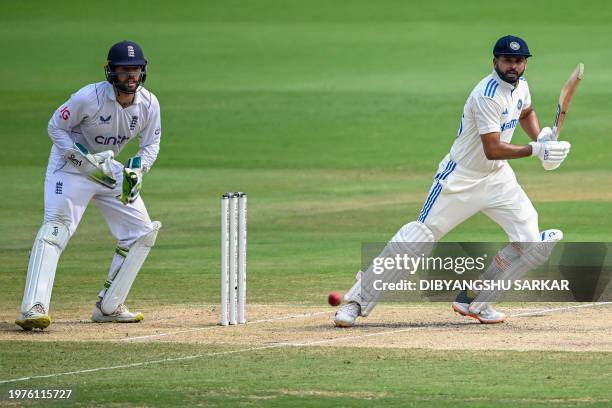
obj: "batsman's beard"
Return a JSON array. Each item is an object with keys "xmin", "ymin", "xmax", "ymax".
[{"xmin": 495, "ymin": 66, "xmax": 524, "ymax": 84}]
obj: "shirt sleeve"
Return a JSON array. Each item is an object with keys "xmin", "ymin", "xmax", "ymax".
[
  {"xmin": 521, "ymin": 80, "xmax": 531, "ymax": 108},
  {"xmin": 138, "ymin": 94, "xmax": 161, "ymax": 172},
  {"xmin": 473, "ymin": 96, "xmax": 503, "ymax": 134},
  {"xmin": 47, "ymin": 90, "xmax": 90, "ymax": 153}
]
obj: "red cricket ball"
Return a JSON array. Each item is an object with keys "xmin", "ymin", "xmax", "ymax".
[{"xmin": 328, "ymin": 291, "xmax": 342, "ymax": 306}]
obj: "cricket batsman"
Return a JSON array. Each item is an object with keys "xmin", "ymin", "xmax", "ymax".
[
  {"xmin": 335, "ymin": 35, "xmax": 571, "ymax": 327},
  {"xmin": 15, "ymin": 40, "xmax": 162, "ymax": 330}
]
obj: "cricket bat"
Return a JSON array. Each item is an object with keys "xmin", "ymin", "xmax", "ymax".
[
  {"xmin": 542, "ymin": 63, "xmax": 584, "ymax": 170},
  {"xmin": 552, "ymin": 63, "xmax": 584, "ymax": 139}
]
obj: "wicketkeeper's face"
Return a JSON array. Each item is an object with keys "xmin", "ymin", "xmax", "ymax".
[
  {"xmin": 494, "ymin": 56, "xmax": 527, "ymax": 83},
  {"xmin": 115, "ymin": 66, "xmax": 143, "ymax": 92}
]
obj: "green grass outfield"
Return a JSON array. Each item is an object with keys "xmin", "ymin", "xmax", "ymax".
[
  {"xmin": 1, "ymin": 0, "xmax": 611, "ymax": 406},
  {"xmin": 2, "ymin": 342, "xmax": 612, "ymax": 408}
]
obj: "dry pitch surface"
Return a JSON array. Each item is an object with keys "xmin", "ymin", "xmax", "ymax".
[{"xmin": 1, "ymin": 303, "xmax": 611, "ymax": 352}]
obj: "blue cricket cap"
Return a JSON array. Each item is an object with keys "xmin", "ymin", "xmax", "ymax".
[{"xmin": 493, "ymin": 35, "xmax": 532, "ymax": 58}]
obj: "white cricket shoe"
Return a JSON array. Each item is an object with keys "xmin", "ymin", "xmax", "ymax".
[
  {"xmin": 452, "ymin": 301, "xmax": 506, "ymax": 324},
  {"xmin": 334, "ymin": 301, "xmax": 361, "ymax": 327},
  {"xmin": 452, "ymin": 289, "xmax": 505, "ymax": 324},
  {"xmin": 92, "ymin": 301, "xmax": 144, "ymax": 323},
  {"xmin": 15, "ymin": 303, "xmax": 51, "ymax": 331}
]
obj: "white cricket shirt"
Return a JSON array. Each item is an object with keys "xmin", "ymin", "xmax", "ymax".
[
  {"xmin": 450, "ymin": 70, "xmax": 531, "ymax": 173},
  {"xmin": 47, "ymin": 81, "xmax": 161, "ymax": 172}
]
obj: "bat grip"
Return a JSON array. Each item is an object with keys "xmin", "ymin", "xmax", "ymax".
[{"xmin": 552, "ymin": 125, "xmax": 559, "ymax": 140}]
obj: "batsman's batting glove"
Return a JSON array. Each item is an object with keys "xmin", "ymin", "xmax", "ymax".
[
  {"xmin": 536, "ymin": 126, "xmax": 556, "ymax": 143},
  {"xmin": 117, "ymin": 156, "xmax": 143, "ymax": 205},
  {"xmin": 529, "ymin": 140, "xmax": 571, "ymax": 171}
]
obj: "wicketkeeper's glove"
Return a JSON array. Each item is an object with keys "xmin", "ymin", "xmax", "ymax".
[
  {"xmin": 117, "ymin": 156, "xmax": 143, "ymax": 205},
  {"xmin": 64, "ymin": 143, "xmax": 117, "ymax": 188}
]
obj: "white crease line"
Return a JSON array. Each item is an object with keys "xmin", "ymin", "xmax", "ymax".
[
  {"xmin": 120, "ymin": 311, "xmax": 332, "ymax": 342},
  {"xmin": 0, "ymin": 344, "xmax": 283, "ymax": 385},
  {"xmin": 288, "ymin": 326, "xmax": 427, "ymax": 347},
  {"xmin": 0, "ymin": 326, "xmax": 425, "ymax": 385},
  {"xmin": 510, "ymin": 302, "xmax": 612, "ymax": 317},
  {"xmin": 2, "ymin": 302, "xmax": 611, "ymax": 385}
]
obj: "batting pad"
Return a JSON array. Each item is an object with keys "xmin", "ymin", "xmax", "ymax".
[
  {"xmin": 346, "ymin": 221, "xmax": 435, "ymax": 316},
  {"xmin": 21, "ymin": 221, "xmax": 70, "ymax": 313},
  {"xmin": 470, "ymin": 229, "xmax": 564, "ymax": 312},
  {"xmin": 101, "ymin": 221, "xmax": 161, "ymax": 314}
]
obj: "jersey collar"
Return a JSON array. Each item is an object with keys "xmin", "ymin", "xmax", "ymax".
[{"xmin": 491, "ymin": 70, "xmax": 517, "ymax": 92}]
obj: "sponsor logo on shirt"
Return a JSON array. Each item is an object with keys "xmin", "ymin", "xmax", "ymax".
[
  {"xmin": 95, "ymin": 135, "xmax": 131, "ymax": 146},
  {"xmin": 502, "ymin": 108, "xmax": 509, "ymax": 115},
  {"xmin": 99, "ymin": 115, "xmax": 112, "ymax": 124},
  {"xmin": 517, "ymin": 99, "xmax": 523, "ymax": 110},
  {"xmin": 500, "ymin": 119, "xmax": 519, "ymax": 132},
  {"xmin": 60, "ymin": 106, "xmax": 71, "ymax": 120}
]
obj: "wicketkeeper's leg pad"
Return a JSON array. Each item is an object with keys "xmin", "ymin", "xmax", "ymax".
[
  {"xmin": 21, "ymin": 221, "xmax": 70, "ymax": 313},
  {"xmin": 100, "ymin": 221, "xmax": 161, "ymax": 314}
]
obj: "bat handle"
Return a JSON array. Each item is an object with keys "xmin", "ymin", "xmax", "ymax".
[{"xmin": 552, "ymin": 125, "xmax": 559, "ymax": 141}]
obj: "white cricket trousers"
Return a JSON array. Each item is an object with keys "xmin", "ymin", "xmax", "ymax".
[
  {"xmin": 417, "ymin": 154, "xmax": 540, "ymax": 242},
  {"xmin": 44, "ymin": 164, "xmax": 154, "ymax": 246}
]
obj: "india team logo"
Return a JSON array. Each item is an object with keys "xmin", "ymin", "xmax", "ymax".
[{"xmin": 510, "ymin": 41, "xmax": 520, "ymax": 50}]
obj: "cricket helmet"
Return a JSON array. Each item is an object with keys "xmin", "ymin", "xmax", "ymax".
[{"xmin": 104, "ymin": 40, "xmax": 148, "ymax": 93}]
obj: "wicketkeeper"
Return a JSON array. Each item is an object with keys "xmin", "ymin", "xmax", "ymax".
[
  {"xmin": 16, "ymin": 40, "xmax": 162, "ymax": 330},
  {"xmin": 335, "ymin": 35, "xmax": 571, "ymax": 327}
]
